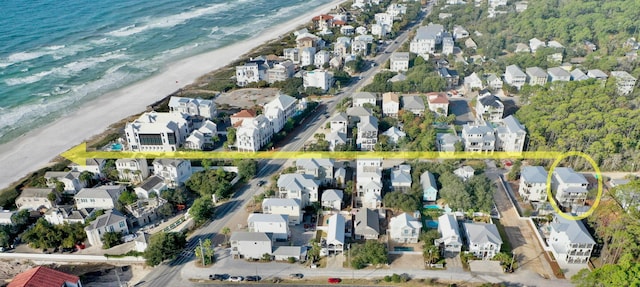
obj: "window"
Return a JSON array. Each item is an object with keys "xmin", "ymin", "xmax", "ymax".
[{"xmin": 119, "ymin": 221, "xmax": 126, "ymax": 228}]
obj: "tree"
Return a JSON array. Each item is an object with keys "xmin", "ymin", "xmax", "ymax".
[
  {"xmin": 118, "ymin": 190, "xmax": 138, "ymax": 205},
  {"xmin": 79, "ymin": 171, "xmax": 95, "ymax": 187},
  {"xmin": 186, "ymin": 169, "xmax": 233, "ymax": 198},
  {"xmin": 144, "ymin": 232, "xmax": 187, "ymax": 266},
  {"xmin": 423, "ymin": 245, "xmax": 440, "ymax": 264},
  {"xmin": 506, "ymin": 160, "xmax": 522, "ymax": 181},
  {"xmin": 383, "ymin": 192, "xmax": 420, "ymax": 213},
  {"xmin": 47, "ymin": 192, "xmax": 58, "ymax": 203},
  {"xmin": 189, "ymin": 197, "xmax": 214, "ymax": 224},
  {"xmin": 201, "ymin": 159, "xmax": 212, "ymax": 170},
  {"xmin": 225, "ymin": 127, "xmax": 236, "ymax": 147},
  {"xmin": 221, "ymin": 227, "xmax": 231, "ymax": 244},
  {"xmin": 195, "ymin": 238, "xmax": 215, "ymax": 266},
  {"xmin": 350, "ymin": 240, "xmax": 388, "ymax": 269},
  {"xmin": 237, "ymin": 159, "xmax": 257, "ymax": 181},
  {"xmin": 102, "ymin": 231, "xmax": 123, "ymax": 249},
  {"xmin": 308, "ymin": 242, "xmax": 321, "ymax": 262}
]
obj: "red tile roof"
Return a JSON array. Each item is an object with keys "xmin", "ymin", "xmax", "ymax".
[
  {"xmin": 312, "ymin": 14, "xmax": 334, "ymax": 21},
  {"xmin": 333, "ymin": 20, "xmax": 347, "ymax": 26},
  {"xmin": 9, "ymin": 266, "xmax": 80, "ymax": 287},
  {"xmin": 231, "ymin": 109, "xmax": 256, "ymax": 118},
  {"xmin": 427, "ymin": 92, "xmax": 449, "ymax": 104}
]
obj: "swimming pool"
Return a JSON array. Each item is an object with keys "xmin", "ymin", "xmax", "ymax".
[
  {"xmin": 394, "ymin": 247, "xmax": 415, "ymax": 252},
  {"xmin": 424, "ymin": 204, "xmax": 441, "ymax": 210},
  {"xmin": 425, "ymin": 220, "xmax": 438, "ymax": 228},
  {"xmin": 111, "ymin": 143, "xmax": 123, "ymax": 151}
]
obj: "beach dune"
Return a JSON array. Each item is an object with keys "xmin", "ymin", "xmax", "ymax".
[{"xmin": 0, "ymin": 0, "xmax": 345, "ymax": 189}]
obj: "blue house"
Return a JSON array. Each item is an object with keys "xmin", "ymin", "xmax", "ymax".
[{"xmin": 420, "ymin": 171, "xmax": 438, "ymax": 201}]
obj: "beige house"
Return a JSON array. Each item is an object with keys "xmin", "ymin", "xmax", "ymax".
[{"xmin": 16, "ymin": 188, "xmax": 57, "ymax": 211}]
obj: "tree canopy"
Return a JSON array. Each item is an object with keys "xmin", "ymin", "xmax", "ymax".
[
  {"xmin": 143, "ymin": 232, "xmax": 187, "ymax": 266},
  {"xmin": 350, "ymin": 240, "xmax": 388, "ymax": 269},
  {"xmin": 189, "ymin": 197, "xmax": 215, "ymax": 224},
  {"xmin": 186, "ymin": 168, "xmax": 235, "ymax": 199},
  {"xmin": 383, "ymin": 192, "xmax": 420, "ymax": 213}
]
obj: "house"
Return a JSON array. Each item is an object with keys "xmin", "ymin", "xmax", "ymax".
[
  {"xmin": 230, "ymin": 109, "xmax": 256, "ymax": 127},
  {"xmin": 283, "ymin": 48, "xmax": 300, "ymax": 64},
  {"xmin": 436, "ymin": 214, "xmax": 462, "ymax": 256},
  {"xmin": 296, "ymin": 32, "xmax": 322, "ymax": 48},
  {"xmin": 0, "ymin": 210, "xmax": 16, "ymax": 225},
  {"xmin": 526, "ymin": 67, "xmax": 548, "ymax": 86},
  {"xmin": 410, "ymin": 24, "xmax": 445, "ymax": 58},
  {"xmin": 610, "ymin": 71, "xmax": 637, "ymax": 95},
  {"xmin": 126, "ymin": 197, "xmax": 167, "ymax": 227},
  {"xmin": 354, "ymin": 208, "xmax": 380, "ymax": 240},
  {"xmin": 391, "ymin": 165, "xmax": 412, "ymax": 192},
  {"xmin": 262, "ymin": 198, "xmax": 302, "ymax": 225},
  {"xmin": 152, "ymin": 159, "xmax": 192, "ymax": 187},
  {"xmin": 515, "ymin": 43, "xmax": 530, "ymax": 53},
  {"xmin": 382, "ymin": 92, "xmax": 400, "ymax": 118},
  {"xmin": 327, "ymin": 131, "xmax": 348, "ymax": 151},
  {"xmin": 300, "ymin": 47, "xmax": 316, "ymax": 67},
  {"xmin": 75, "ymin": 185, "xmax": 125, "ymax": 210},
  {"xmin": 168, "ymin": 96, "xmax": 216, "ymax": 120},
  {"xmin": 303, "ymin": 69, "xmax": 334, "ymax": 92},
  {"xmin": 184, "ymin": 120, "xmax": 218, "ymax": 150},
  {"xmin": 115, "ymin": 158, "xmax": 149, "ymax": 183},
  {"xmin": 68, "ymin": 158, "xmax": 106, "ymax": 179},
  {"xmin": 552, "ymin": 167, "xmax": 588, "ymax": 209},
  {"xmin": 356, "ymin": 159, "xmax": 383, "ymax": 208},
  {"xmin": 346, "ymin": 106, "xmax": 373, "ymax": 125},
  {"xmin": 495, "ymin": 115, "xmax": 527, "ymax": 152},
  {"xmin": 340, "ymin": 25, "xmax": 354, "ymax": 35},
  {"xmin": 427, "ymin": 92, "xmax": 449, "ymax": 116},
  {"xmin": 85, "ymin": 210, "xmax": 129, "ymax": 247},
  {"xmin": 16, "ymin": 188, "xmax": 57, "ymax": 211},
  {"xmin": 351, "ymin": 39, "xmax": 369, "ymax": 56},
  {"xmin": 486, "ymin": 74, "xmax": 503, "ymax": 90},
  {"xmin": 330, "ymin": 112, "xmax": 349, "ymax": 134},
  {"xmin": 248, "ymin": 214, "xmax": 290, "ymax": 241},
  {"xmin": 390, "ymin": 52, "xmax": 410, "ymax": 72},
  {"xmin": 43, "ymin": 171, "xmax": 84, "ymax": 194},
  {"xmin": 388, "ymin": 73, "xmax": 407, "ymax": 83},
  {"xmin": 438, "ymin": 67, "xmax": 459, "ymax": 88},
  {"xmin": 463, "ymin": 222, "xmax": 502, "ymax": 260},
  {"xmin": 453, "ymin": 25, "xmax": 469, "ymax": 40},
  {"xmin": 134, "ymin": 175, "xmax": 167, "ymax": 199},
  {"xmin": 548, "ymin": 214, "xmax": 596, "ymax": 264},
  {"xmin": 454, "ymin": 166, "xmax": 475, "ymax": 181},
  {"xmin": 465, "ymin": 38, "xmax": 478, "ymax": 49},
  {"xmin": 547, "ymin": 40, "xmax": 564, "ymax": 50},
  {"xmin": 515, "ymin": 1, "xmax": 528, "ymax": 12},
  {"xmin": 235, "ymin": 58, "xmax": 270, "ymax": 86},
  {"xmin": 437, "ymin": 133, "xmax": 461, "ymax": 152},
  {"xmin": 570, "ymin": 68, "xmax": 589, "ymax": 81},
  {"xmin": 519, "ymin": 166, "xmax": 548, "ymax": 202},
  {"xmin": 236, "ymin": 114, "xmax": 272, "ymax": 152},
  {"xmin": 314, "ymin": 50, "xmax": 331, "ymax": 67},
  {"xmin": 267, "ymin": 60, "xmax": 295, "ymax": 83},
  {"xmin": 230, "ymin": 232, "xmax": 273, "ymax": 259},
  {"xmin": 134, "ymin": 232, "xmax": 151, "ymax": 252},
  {"xmin": 8, "ymin": 266, "xmax": 81, "ymax": 287},
  {"xmin": 587, "ymin": 69, "xmax": 608, "ymax": 80},
  {"xmin": 273, "ymin": 246, "xmax": 306, "ymax": 261},
  {"xmin": 44, "ymin": 206, "xmax": 93, "ymax": 225},
  {"xmin": 547, "ymin": 67, "xmax": 571, "ymax": 82},
  {"xmin": 390, "ymin": 213, "xmax": 422, "ymax": 243},
  {"xmin": 382, "ymin": 127, "xmax": 406, "ymax": 144},
  {"xmin": 334, "ymin": 37, "xmax": 351, "ymax": 58},
  {"xmin": 357, "ymin": 116, "xmax": 378, "ymax": 151},
  {"xmin": 352, "ymin": 92, "xmax": 377, "ymax": 108},
  {"xmin": 296, "ymin": 158, "xmax": 335, "ymax": 186},
  {"xmin": 442, "ymin": 36, "xmax": 454, "ymax": 55},
  {"xmin": 263, "ymin": 94, "xmax": 298, "ymax": 134},
  {"xmin": 504, "ymin": 65, "xmax": 527, "ymax": 90},
  {"xmin": 334, "ymin": 167, "xmax": 347, "ymax": 188},
  {"xmin": 464, "ymin": 72, "xmax": 484, "ymax": 91},
  {"xmin": 420, "ymin": 171, "xmax": 438, "ymax": 201},
  {"xmin": 461, "ymin": 122, "xmax": 496, "ymax": 152},
  {"xmin": 321, "ymin": 189, "xmax": 343, "ymax": 211},
  {"xmin": 124, "ymin": 112, "xmax": 191, "ymax": 152},
  {"xmin": 529, "ymin": 38, "xmax": 546, "ymax": 53},
  {"xmin": 401, "ymin": 95, "xmax": 426, "ymax": 116},
  {"xmin": 277, "ymin": 173, "xmax": 320, "ymax": 207},
  {"xmin": 476, "ymin": 92, "xmax": 504, "ymax": 122},
  {"xmin": 326, "ymin": 214, "xmax": 346, "ymax": 253},
  {"xmin": 371, "ymin": 23, "xmax": 390, "ymax": 37}
]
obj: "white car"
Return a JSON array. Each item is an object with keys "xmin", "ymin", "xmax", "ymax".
[{"xmin": 228, "ymin": 276, "xmax": 244, "ymax": 282}]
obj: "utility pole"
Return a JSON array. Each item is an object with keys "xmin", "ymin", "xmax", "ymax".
[{"xmin": 199, "ymin": 238, "xmax": 206, "ymax": 266}]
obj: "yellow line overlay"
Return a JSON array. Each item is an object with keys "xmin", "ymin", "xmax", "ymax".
[{"xmin": 63, "ymin": 143, "xmax": 603, "ymax": 220}]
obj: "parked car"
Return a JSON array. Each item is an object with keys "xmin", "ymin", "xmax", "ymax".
[
  {"xmin": 227, "ymin": 276, "xmax": 244, "ymax": 282},
  {"xmin": 257, "ymin": 180, "xmax": 266, "ymax": 187},
  {"xmin": 245, "ymin": 275, "xmax": 261, "ymax": 282},
  {"xmin": 289, "ymin": 273, "xmax": 304, "ymax": 279},
  {"xmin": 209, "ymin": 274, "xmax": 229, "ymax": 281},
  {"xmin": 328, "ymin": 278, "xmax": 341, "ymax": 284}
]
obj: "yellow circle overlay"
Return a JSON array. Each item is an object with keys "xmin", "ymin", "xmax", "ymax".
[{"xmin": 545, "ymin": 151, "xmax": 603, "ymax": 220}]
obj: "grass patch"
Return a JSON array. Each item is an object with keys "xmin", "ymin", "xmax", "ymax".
[
  {"xmin": 104, "ymin": 250, "xmax": 144, "ymax": 258},
  {"xmin": 492, "ymin": 219, "xmax": 512, "ymax": 253}
]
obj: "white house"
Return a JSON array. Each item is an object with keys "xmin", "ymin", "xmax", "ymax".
[
  {"xmin": 326, "ymin": 214, "xmax": 346, "ymax": 253},
  {"xmin": 427, "ymin": 92, "xmax": 449, "ymax": 116},
  {"xmin": 547, "ymin": 67, "xmax": 572, "ymax": 82},
  {"xmin": 0, "ymin": 210, "xmax": 16, "ymax": 225},
  {"xmin": 329, "ymin": 112, "xmax": 349, "ymax": 134},
  {"xmin": 504, "ymin": 65, "xmax": 527, "ymax": 90},
  {"xmin": 571, "ymin": 69, "xmax": 590, "ymax": 81},
  {"xmin": 390, "ymin": 213, "xmax": 422, "ymax": 243},
  {"xmin": 262, "ymin": 198, "xmax": 302, "ymax": 225},
  {"xmin": 356, "ymin": 159, "xmax": 383, "ymax": 208},
  {"xmin": 548, "ymin": 214, "xmax": 596, "ymax": 264},
  {"xmin": 184, "ymin": 120, "xmax": 218, "ymax": 150},
  {"xmin": 303, "ymin": 70, "xmax": 334, "ymax": 92},
  {"xmin": 85, "ymin": 210, "xmax": 129, "ymax": 247},
  {"xmin": 436, "ymin": 214, "xmax": 462, "ymax": 256},
  {"xmin": 352, "ymin": 92, "xmax": 377, "ymax": 108},
  {"xmin": 283, "ymin": 48, "xmax": 300, "ymax": 64},
  {"xmin": 526, "ymin": 67, "xmax": 548, "ymax": 86},
  {"xmin": 519, "ymin": 166, "xmax": 548, "ymax": 202},
  {"xmin": 495, "ymin": 115, "xmax": 526, "ymax": 152},
  {"xmin": 124, "ymin": 112, "xmax": 191, "ymax": 152},
  {"xmin": 354, "ymin": 208, "xmax": 380, "ymax": 240},
  {"xmin": 68, "ymin": 159, "xmax": 106, "ymax": 179},
  {"xmin": 300, "ymin": 47, "xmax": 316, "ymax": 67},
  {"xmin": 267, "ymin": 60, "xmax": 295, "ymax": 84},
  {"xmin": 461, "ymin": 122, "xmax": 496, "ymax": 152},
  {"xmin": 587, "ymin": 69, "xmax": 608, "ymax": 80},
  {"xmin": 453, "ymin": 25, "xmax": 469, "ymax": 39},
  {"xmin": 382, "ymin": 92, "xmax": 400, "ymax": 118},
  {"xmin": 235, "ymin": 58, "xmax": 269, "ymax": 86},
  {"xmin": 437, "ymin": 133, "xmax": 461, "ymax": 152},
  {"xmin": 16, "ymin": 188, "xmax": 57, "ymax": 211},
  {"xmin": 247, "ymin": 214, "xmax": 290, "ymax": 241},
  {"xmin": 401, "ymin": 95, "xmax": 426, "ymax": 116},
  {"xmin": 75, "ymin": 185, "xmax": 125, "ymax": 210},
  {"xmin": 610, "ymin": 71, "xmax": 637, "ymax": 95},
  {"xmin": 152, "ymin": 159, "xmax": 192, "ymax": 187},
  {"xmin": 321, "ymin": 189, "xmax": 343, "ymax": 211},
  {"xmin": 420, "ymin": 171, "xmax": 438, "ymax": 202},
  {"xmin": 115, "ymin": 158, "xmax": 149, "ymax": 183},
  {"xmin": 390, "ymin": 52, "xmax": 410, "ymax": 72},
  {"xmin": 371, "ymin": 23, "xmax": 390, "ymax": 37},
  {"xmin": 382, "ymin": 127, "xmax": 406, "ymax": 144},
  {"xmin": 464, "ymin": 72, "xmax": 484, "ymax": 91},
  {"xmin": 264, "ymin": 94, "xmax": 298, "ymax": 134},
  {"xmin": 314, "ymin": 50, "xmax": 331, "ymax": 67},
  {"xmin": 236, "ymin": 114, "xmax": 272, "ymax": 152},
  {"xmin": 487, "ymin": 74, "xmax": 503, "ymax": 90},
  {"xmin": 529, "ymin": 38, "xmax": 546, "ymax": 53},
  {"xmin": 134, "ymin": 175, "xmax": 167, "ymax": 199},
  {"xmin": 44, "ymin": 206, "xmax": 94, "ymax": 226},
  {"xmin": 230, "ymin": 232, "xmax": 273, "ymax": 259},
  {"xmin": 410, "ymin": 24, "xmax": 445, "ymax": 58},
  {"xmin": 43, "ymin": 171, "xmax": 85, "ymax": 194},
  {"xmin": 454, "ymin": 166, "xmax": 475, "ymax": 181},
  {"xmin": 476, "ymin": 92, "xmax": 504, "ymax": 122},
  {"xmin": 277, "ymin": 173, "xmax": 320, "ymax": 207},
  {"xmin": 442, "ymin": 36, "xmax": 454, "ymax": 55},
  {"xmin": 334, "ymin": 37, "xmax": 351, "ymax": 59},
  {"xmin": 356, "ymin": 115, "xmax": 378, "ymax": 151},
  {"xmin": 168, "ymin": 96, "xmax": 217, "ymax": 120},
  {"xmin": 390, "ymin": 165, "xmax": 412, "ymax": 192},
  {"xmin": 463, "ymin": 222, "xmax": 502, "ymax": 260},
  {"xmin": 552, "ymin": 167, "xmax": 588, "ymax": 209},
  {"xmin": 296, "ymin": 158, "xmax": 335, "ymax": 186}
]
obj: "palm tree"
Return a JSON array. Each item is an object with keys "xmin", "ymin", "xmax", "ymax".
[
  {"xmin": 79, "ymin": 171, "xmax": 95, "ymax": 187},
  {"xmin": 221, "ymin": 227, "xmax": 231, "ymax": 245}
]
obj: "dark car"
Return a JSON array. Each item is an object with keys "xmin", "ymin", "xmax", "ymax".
[
  {"xmin": 256, "ymin": 180, "xmax": 266, "ymax": 187},
  {"xmin": 209, "ymin": 274, "xmax": 229, "ymax": 281},
  {"xmin": 328, "ymin": 278, "xmax": 341, "ymax": 284},
  {"xmin": 289, "ymin": 273, "xmax": 304, "ymax": 279},
  {"xmin": 245, "ymin": 275, "xmax": 261, "ymax": 282}
]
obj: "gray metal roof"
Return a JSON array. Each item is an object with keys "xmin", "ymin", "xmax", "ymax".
[
  {"xmin": 262, "ymin": 198, "xmax": 300, "ymax": 208},
  {"xmin": 463, "ymin": 222, "xmax": 502, "ymax": 246},
  {"xmin": 414, "ymin": 24, "xmax": 444, "ymax": 41},
  {"xmin": 272, "ymin": 246, "xmax": 304, "ymax": 257},
  {"xmin": 85, "ymin": 210, "xmax": 126, "ymax": 231},
  {"xmin": 521, "ymin": 166, "xmax": 548, "ymax": 184},
  {"xmin": 526, "ymin": 67, "xmax": 547, "ymax": 78},
  {"xmin": 76, "ymin": 185, "xmax": 125, "ymax": 199},
  {"xmin": 296, "ymin": 158, "xmax": 334, "ymax": 170},
  {"xmin": 390, "ymin": 52, "xmax": 410, "ymax": 61},
  {"xmin": 230, "ymin": 231, "xmax": 272, "ymax": 242},
  {"xmin": 327, "ymin": 214, "xmax": 345, "ymax": 245},
  {"xmin": 20, "ymin": 188, "xmax": 54, "ymax": 198},
  {"xmin": 277, "ymin": 173, "xmax": 318, "ymax": 191},
  {"xmin": 502, "ymin": 115, "xmax": 525, "ymax": 133},
  {"xmin": 438, "ymin": 214, "xmax": 462, "ymax": 245},
  {"xmin": 550, "ymin": 214, "xmax": 596, "ymax": 244},
  {"xmin": 322, "ymin": 189, "xmax": 343, "ymax": 202},
  {"xmin": 553, "ymin": 167, "xmax": 588, "ymax": 184},
  {"xmin": 547, "ymin": 67, "xmax": 571, "ymax": 78},
  {"xmin": 355, "ymin": 208, "xmax": 380, "ymax": 236},
  {"xmin": 357, "ymin": 116, "xmax": 378, "ymax": 132},
  {"xmin": 248, "ymin": 213, "xmax": 288, "ymax": 224},
  {"xmin": 506, "ymin": 65, "xmax": 526, "ymax": 77},
  {"xmin": 420, "ymin": 171, "xmax": 437, "ymax": 191},
  {"xmin": 330, "ymin": 112, "xmax": 349, "ymax": 122},
  {"xmin": 401, "ymin": 95, "xmax": 425, "ymax": 110},
  {"xmin": 352, "ymin": 92, "xmax": 377, "ymax": 100}
]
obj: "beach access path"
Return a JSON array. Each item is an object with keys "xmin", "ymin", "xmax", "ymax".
[{"xmin": 0, "ymin": 0, "xmax": 345, "ymax": 190}]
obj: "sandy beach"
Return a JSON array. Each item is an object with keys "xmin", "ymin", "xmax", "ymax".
[{"xmin": 0, "ymin": 0, "xmax": 346, "ymax": 189}]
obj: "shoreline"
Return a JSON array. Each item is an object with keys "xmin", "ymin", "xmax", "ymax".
[{"xmin": 0, "ymin": 0, "xmax": 347, "ymax": 190}]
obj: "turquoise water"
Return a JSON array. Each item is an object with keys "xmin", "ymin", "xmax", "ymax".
[
  {"xmin": 425, "ymin": 220, "xmax": 438, "ymax": 228},
  {"xmin": 111, "ymin": 143, "xmax": 123, "ymax": 151},
  {"xmin": 424, "ymin": 204, "xmax": 442, "ymax": 210},
  {"xmin": 0, "ymin": 0, "xmax": 334, "ymax": 144},
  {"xmin": 394, "ymin": 247, "xmax": 415, "ymax": 251}
]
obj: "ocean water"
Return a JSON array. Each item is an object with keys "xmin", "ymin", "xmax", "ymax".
[{"xmin": 0, "ymin": 0, "xmax": 333, "ymax": 144}]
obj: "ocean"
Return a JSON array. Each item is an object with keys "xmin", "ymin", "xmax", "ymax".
[{"xmin": 0, "ymin": 0, "xmax": 333, "ymax": 144}]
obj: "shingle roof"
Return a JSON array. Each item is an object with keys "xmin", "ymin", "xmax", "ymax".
[
  {"xmin": 478, "ymin": 94, "xmax": 503, "ymax": 109},
  {"xmin": 355, "ymin": 208, "xmax": 380, "ymax": 235},
  {"xmin": 8, "ymin": 266, "xmax": 80, "ymax": 287},
  {"xmin": 85, "ymin": 210, "xmax": 126, "ymax": 231}
]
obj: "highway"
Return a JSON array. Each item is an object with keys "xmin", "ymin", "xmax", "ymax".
[{"xmin": 138, "ymin": 4, "xmax": 431, "ymax": 287}]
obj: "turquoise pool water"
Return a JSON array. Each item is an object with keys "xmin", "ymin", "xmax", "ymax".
[
  {"xmin": 394, "ymin": 247, "xmax": 415, "ymax": 251},
  {"xmin": 425, "ymin": 220, "xmax": 438, "ymax": 228},
  {"xmin": 424, "ymin": 204, "xmax": 441, "ymax": 210},
  {"xmin": 111, "ymin": 143, "xmax": 123, "ymax": 151}
]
